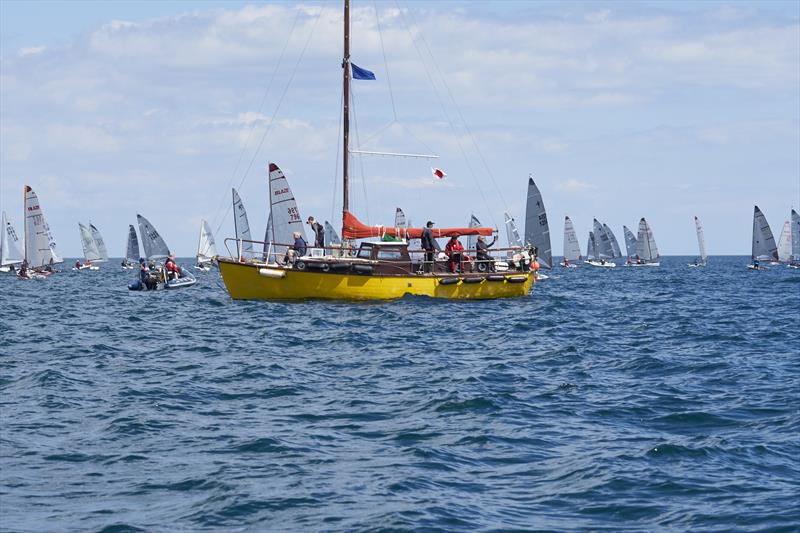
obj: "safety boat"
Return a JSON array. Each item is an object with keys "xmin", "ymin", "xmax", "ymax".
[
  {"xmin": 128, "ymin": 214, "xmax": 197, "ymax": 290},
  {"xmin": 216, "ymin": 0, "xmax": 537, "ymax": 301}
]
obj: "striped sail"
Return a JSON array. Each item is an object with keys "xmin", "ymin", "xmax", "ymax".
[
  {"xmin": 524, "ymin": 178, "xmax": 552, "ymax": 268},
  {"xmin": 635, "ymin": 218, "xmax": 659, "ymax": 262},
  {"xmin": 751, "ymin": 206, "xmax": 778, "ymax": 261},
  {"xmin": 593, "ymin": 219, "xmax": 614, "ymax": 259},
  {"xmin": 79, "ymin": 223, "xmax": 101, "ymax": 261},
  {"xmin": 137, "ymin": 214, "xmax": 170, "ymax": 260},
  {"xmin": 197, "ymin": 219, "xmax": 217, "ymax": 264},
  {"xmin": 24, "ymin": 185, "xmax": 62, "ymax": 267},
  {"xmin": 694, "ymin": 216, "xmax": 707, "ymax": 263},
  {"xmin": 394, "ymin": 208, "xmax": 406, "ymax": 228},
  {"xmin": 89, "ymin": 223, "xmax": 108, "ymax": 262},
  {"xmin": 232, "ymin": 188, "xmax": 254, "ymax": 259},
  {"xmin": 267, "ymin": 163, "xmax": 305, "ymax": 258},
  {"xmin": 504, "ymin": 212, "xmax": 523, "ymax": 248},
  {"xmin": 792, "ymin": 209, "xmax": 800, "ymax": 261},
  {"xmin": 126, "ymin": 225, "xmax": 140, "ymax": 262},
  {"xmin": 1, "ymin": 211, "xmax": 23, "ymax": 266},
  {"xmin": 776, "ymin": 220, "xmax": 791, "ymax": 262},
  {"xmin": 562, "ymin": 216, "xmax": 581, "ymax": 261},
  {"xmin": 623, "ymin": 225, "xmax": 638, "ymax": 258},
  {"xmin": 603, "ymin": 224, "xmax": 623, "ymax": 259}
]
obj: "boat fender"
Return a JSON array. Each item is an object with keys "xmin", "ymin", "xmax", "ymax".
[
  {"xmin": 487, "ymin": 274, "xmax": 506, "ymax": 282},
  {"xmin": 462, "ymin": 276, "xmax": 483, "ymax": 284},
  {"xmin": 128, "ymin": 280, "xmax": 144, "ymax": 291},
  {"xmin": 507, "ymin": 275, "xmax": 527, "ymax": 283},
  {"xmin": 439, "ymin": 277, "xmax": 459, "ymax": 285},
  {"xmin": 329, "ymin": 262, "xmax": 350, "ymax": 270},
  {"xmin": 353, "ymin": 264, "xmax": 373, "ymax": 274},
  {"xmin": 258, "ymin": 268, "xmax": 286, "ymax": 279}
]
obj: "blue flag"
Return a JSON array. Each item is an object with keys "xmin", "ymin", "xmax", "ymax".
[{"xmin": 351, "ymin": 63, "xmax": 376, "ymax": 80}]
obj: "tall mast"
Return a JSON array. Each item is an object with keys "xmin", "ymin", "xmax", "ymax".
[{"xmin": 342, "ymin": 0, "xmax": 350, "ymax": 223}]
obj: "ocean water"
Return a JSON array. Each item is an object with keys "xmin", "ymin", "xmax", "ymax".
[{"xmin": 1, "ymin": 256, "xmax": 798, "ymax": 532}]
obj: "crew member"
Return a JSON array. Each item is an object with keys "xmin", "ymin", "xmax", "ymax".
[
  {"xmin": 307, "ymin": 216, "xmax": 325, "ymax": 248},
  {"xmin": 445, "ymin": 234, "xmax": 465, "ymax": 273},
  {"xmin": 475, "ymin": 234, "xmax": 496, "ymax": 271},
  {"xmin": 421, "ymin": 221, "xmax": 435, "ymax": 273}
]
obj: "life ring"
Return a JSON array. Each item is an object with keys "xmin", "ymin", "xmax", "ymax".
[{"xmin": 295, "ymin": 260, "xmax": 307, "ymax": 271}]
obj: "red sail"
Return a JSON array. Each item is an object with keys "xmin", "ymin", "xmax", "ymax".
[{"xmin": 342, "ymin": 210, "xmax": 493, "ymax": 240}]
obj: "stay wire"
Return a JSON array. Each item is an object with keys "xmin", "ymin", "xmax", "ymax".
[{"xmin": 374, "ymin": 2, "xmax": 398, "ymax": 122}]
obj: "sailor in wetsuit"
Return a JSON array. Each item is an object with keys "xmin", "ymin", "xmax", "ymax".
[{"xmin": 307, "ymin": 216, "xmax": 325, "ymax": 248}]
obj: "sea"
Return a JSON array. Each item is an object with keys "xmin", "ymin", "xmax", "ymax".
[{"xmin": 1, "ymin": 256, "xmax": 798, "ymax": 532}]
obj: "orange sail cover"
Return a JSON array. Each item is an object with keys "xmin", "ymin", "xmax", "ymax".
[{"xmin": 342, "ymin": 210, "xmax": 493, "ymax": 240}]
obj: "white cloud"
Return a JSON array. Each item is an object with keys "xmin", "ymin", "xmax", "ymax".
[
  {"xmin": 556, "ymin": 179, "xmax": 596, "ymax": 193},
  {"xmin": 17, "ymin": 46, "xmax": 45, "ymax": 57}
]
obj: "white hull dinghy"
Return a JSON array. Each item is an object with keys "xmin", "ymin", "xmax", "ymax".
[{"xmin": 748, "ymin": 206, "xmax": 778, "ymax": 270}]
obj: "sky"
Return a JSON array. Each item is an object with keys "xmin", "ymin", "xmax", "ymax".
[{"xmin": 1, "ymin": 0, "xmax": 798, "ymax": 258}]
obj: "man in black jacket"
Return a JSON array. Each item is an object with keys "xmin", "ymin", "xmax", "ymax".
[
  {"xmin": 307, "ymin": 216, "xmax": 325, "ymax": 248},
  {"xmin": 475, "ymin": 234, "xmax": 496, "ymax": 271},
  {"xmin": 421, "ymin": 221, "xmax": 435, "ymax": 273}
]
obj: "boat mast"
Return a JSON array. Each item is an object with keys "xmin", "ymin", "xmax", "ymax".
[{"xmin": 342, "ymin": 0, "xmax": 350, "ymax": 226}]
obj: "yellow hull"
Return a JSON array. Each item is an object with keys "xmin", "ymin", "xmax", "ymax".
[{"xmin": 217, "ymin": 259, "xmax": 535, "ymax": 300}]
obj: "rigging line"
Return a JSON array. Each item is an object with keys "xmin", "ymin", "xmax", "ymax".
[
  {"xmin": 394, "ymin": 1, "xmax": 497, "ymax": 229},
  {"xmin": 209, "ymin": 6, "xmax": 302, "ymax": 233},
  {"xmin": 409, "ymin": 7, "xmax": 509, "ymax": 211},
  {"xmin": 214, "ymin": 3, "xmax": 326, "ymax": 238},
  {"xmin": 331, "ymin": 86, "xmax": 343, "ymax": 225},
  {"xmin": 354, "ymin": 118, "xmax": 397, "ymax": 150},
  {"xmin": 350, "ymin": 85, "xmax": 370, "ymax": 224},
  {"xmin": 373, "ymin": 1, "xmax": 398, "ymax": 122}
]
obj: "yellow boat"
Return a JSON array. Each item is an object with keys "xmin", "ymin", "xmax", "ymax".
[{"xmin": 216, "ymin": 0, "xmax": 538, "ymax": 301}]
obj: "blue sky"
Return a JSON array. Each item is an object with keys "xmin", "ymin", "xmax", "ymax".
[{"xmin": 1, "ymin": 0, "xmax": 798, "ymax": 257}]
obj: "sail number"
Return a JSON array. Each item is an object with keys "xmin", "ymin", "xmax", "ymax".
[{"xmin": 287, "ymin": 207, "xmax": 300, "ymax": 222}]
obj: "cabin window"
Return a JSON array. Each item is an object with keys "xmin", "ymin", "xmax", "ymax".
[
  {"xmin": 376, "ymin": 249, "xmax": 403, "ymax": 261},
  {"xmin": 356, "ymin": 245, "xmax": 373, "ymax": 259}
]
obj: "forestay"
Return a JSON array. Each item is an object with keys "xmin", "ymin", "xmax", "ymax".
[
  {"xmin": 126, "ymin": 225, "xmax": 140, "ymax": 262},
  {"xmin": 623, "ymin": 225, "xmax": 637, "ymax": 258},
  {"xmin": 79, "ymin": 223, "xmax": 101, "ymax": 261},
  {"xmin": 24, "ymin": 186, "xmax": 62, "ymax": 267},
  {"xmin": 232, "ymin": 188, "xmax": 254, "ymax": 259},
  {"xmin": 604, "ymin": 224, "xmax": 623, "ymax": 259},
  {"xmin": 89, "ymin": 224, "xmax": 109, "ymax": 262},
  {"xmin": 1, "ymin": 211, "xmax": 23, "ymax": 267},
  {"xmin": 635, "ymin": 218, "xmax": 659, "ymax": 261},
  {"xmin": 776, "ymin": 220, "xmax": 791, "ymax": 262},
  {"xmin": 197, "ymin": 219, "xmax": 218, "ymax": 264},
  {"xmin": 563, "ymin": 216, "xmax": 582, "ymax": 261},
  {"xmin": 593, "ymin": 219, "xmax": 614, "ymax": 259},
  {"xmin": 137, "ymin": 214, "xmax": 170, "ymax": 260},
  {"xmin": 267, "ymin": 163, "xmax": 305, "ymax": 257},
  {"xmin": 504, "ymin": 212, "xmax": 523, "ymax": 248},
  {"xmin": 694, "ymin": 216, "xmax": 707, "ymax": 263},
  {"xmin": 751, "ymin": 206, "xmax": 778, "ymax": 261},
  {"xmin": 524, "ymin": 178, "xmax": 552, "ymax": 268}
]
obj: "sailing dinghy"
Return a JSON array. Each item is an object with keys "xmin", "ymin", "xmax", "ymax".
[
  {"xmin": 790, "ymin": 209, "xmax": 800, "ymax": 268},
  {"xmin": 129, "ymin": 214, "xmax": 196, "ymax": 290},
  {"xmin": 1, "ymin": 211, "xmax": 24, "ymax": 273},
  {"xmin": 747, "ymin": 205, "xmax": 778, "ymax": 270},
  {"xmin": 776, "ymin": 220, "xmax": 792, "ymax": 263},
  {"xmin": 525, "ymin": 178, "xmax": 552, "ymax": 269},
  {"xmin": 586, "ymin": 220, "xmax": 616, "ymax": 267},
  {"xmin": 122, "ymin": 225, "xmax": 140, "ymax": 269},
  {"xmin": 76, "ymin": 223, "xmax": 101, "ymax": 270},
  {"xmin": 19, "ymin": 185, "xmax": 62, "ymax": 278},
  {"xmin": 560, "ymin": 216, "xmax": 581, "ymax": 267},
  {"xmin": 195, "ymin": 219, "xmax": 218, "ymax": 271},
  {"xmin": 622, "ymin": 225, "xmax": 638, "ymax": 263},
  {"xmin": 630, "ymin": 217, "xmax": 660, "ymax": 266},
  {"xmin": 688, "ymin": 216, "xmax": 707, "ymax": 267}
]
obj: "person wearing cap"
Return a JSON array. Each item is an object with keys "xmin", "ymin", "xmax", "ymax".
[
  {"xmin": 307, "ymin": 216, "xmax": 325, "ymax": 248},
  {"xmin": 421, "ymin": 221, "xmax": 435, "ymax": 273},
  {"xmin": 475, "ymin": 234, "xmax": 497, "ymax": 271},
  {"xmin": 445, "ymin": 233, "xmax": 465, "ymax": 273}
]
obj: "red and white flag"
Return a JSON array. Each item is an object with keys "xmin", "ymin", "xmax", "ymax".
[{"xmin": 431, "ymin": 167, "xmax": 447, "ymax": 180}]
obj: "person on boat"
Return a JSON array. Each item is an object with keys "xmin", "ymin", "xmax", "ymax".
[
  {"xmin": 165, "ymin": 255, "xmax": 180, "ymax": 280},
  {"xmin": 445, "ymin": 234, "xmax": 465, "ymax": 273},
  {"xmin": 44, "ymin": 258, "xmax": 54, "ymax": 272},
  {"xmin": 284, "ymin": 231, "xmax": 307, "ymax": 265},
  {"xmin": 75, "ymin": 260, "xmax": 81, "ymax": 269},
  {"xmin": 753, "ymin": 258, "xmax": 760, "ymax": 269},
  {"xmin": 475, "ymin": 234, "xmax": 496, "ymax": 271},
  {"xmin": 563, "ymin": 257, "xmax": 570, "ymax": 267},
  {"xmin": 421, "ymin": 221, "xmax": 435, "ymax": 273},
  {"xmin": 307, "ymin": 216, "xmax": 325, "ymax": 248}
]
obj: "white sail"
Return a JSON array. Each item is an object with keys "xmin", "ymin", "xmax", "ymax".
[
  {"xmin": 267, "ymin": 162, "xmax": 305, "ymax": 257},
  {"xmin": 78, "ymin": 223, "xmax": 101, "ymax": 261},
  {"xmin": 694, "ymin": 216, "xmax": 707, "ymax": 263},
  {"xmin": 232, "ymin": 188, "xmax": 254, "ymax": 259},
  {"xmin": 23, "ymin": 185, "xmax": 62, "ymax": 267},
  {"xmin": 126, "ymin": 225, "xmax": 140, "ymax": 262},
  {"xmin": 324, "ymin": 221, "xmax": 341, "ymax": 246},
  {"xmin": 197, "ymin": 219, "xmax": 218, "ymax": 264},
  {"xmin": 603, "ymin": 224, "xmax": 623, "ymax": 259},
  {"xmin": 504, "ymin": 212, "xmax": 523, "ymax": 248},
  {"xmin": 1, "ymin": 211, "xmax": 24, "ymax": 266},
  {"xmin": 394, "ymin": 208, "xmax": 406, "ymax": 228},
  {"xmin": 524, "ymin": 177, "xmax": 552, "ymax": 268},
  {"xmin": 791, "ymin": 209, "xmax": 800, "ymax": 261},
  {"xmin": 776, "ymin": 220, "xmax": 791, "ymax": 262},
  {"xmin": 562, "ymin": 216, "xmax": 581, "ymax": 261},
  {"xmin": 751, "ymin": 206, "xmax": 778, "ymax": 261},
  {"xmin": 89, "ymin": 223, "xmax": 109, "ymax": 262},
  {"xmin": 635, "ymin": 217, "xmax": 659, "ymax": 261},
  {"xmin": 593, "ymin": 219, "xmax": 614, "ymax": 259},
  {"xmin": 466, "ymin": 214, "xmax": 481, "ymax": 254},
  {"xmin": 137, "ymin": 214, "xmax": 170, "ymax": 260},
  {"xmin": 623, "ymin": 225, "xmax": 638, "ymax": 258},
  {"xmin": 586, "ymin": 231, "xmax": 597, "ymax": 260}
]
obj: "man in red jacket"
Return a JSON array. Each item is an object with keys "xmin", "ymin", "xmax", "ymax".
[{"xmin": 445, "ymin": 234, "xmax": 465, "ymax": 273}]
